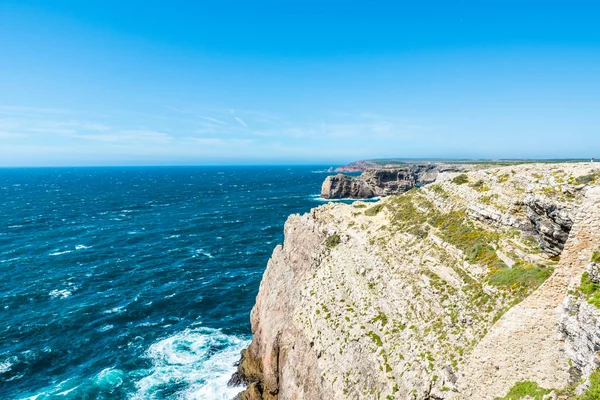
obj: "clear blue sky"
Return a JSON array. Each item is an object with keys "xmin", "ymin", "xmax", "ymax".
[{"xmin": 0, "ymin": 1, "xmax": 599, "ymax": 166}]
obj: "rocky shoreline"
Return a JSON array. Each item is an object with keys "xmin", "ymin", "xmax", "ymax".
[
  {"xmin": 321, "ymin": 164, "xmax": 470, "ymax": 199},
  {"xmin": 233, "ymin": 163, "xmax": 600, "ymax": 399}
]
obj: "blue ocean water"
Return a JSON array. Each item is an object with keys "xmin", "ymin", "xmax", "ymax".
[{"xmin": 0, "ymin": 166, "xmax": 362, "ymax": 399}]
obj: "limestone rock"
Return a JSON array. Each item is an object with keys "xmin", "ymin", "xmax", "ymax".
[
  {"xmin": 320, "ymin": 164, "xmax": 470, "ymax": 199},
  {"xmin": 234, "ymin": 163, "xmax": 600, "ymax": 399},
  {"xmin": 321, "ymin": 174, "xmax": 375, "ymax": 199}
]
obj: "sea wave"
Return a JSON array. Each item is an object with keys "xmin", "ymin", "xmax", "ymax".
[
  {"xmin": 132, "ymin": 327, "xmax": 249, "ymax": 400},
  {"xmin": 49, "ymin": 289, "xmax": 72, "ymax": 299},
  {"xmin": 49, "ymin": 250, "xmax": 72, "ymax": 256},
  {"xmin": 310, "ymin": 194, "xmax": 381, "ymax": 202}
]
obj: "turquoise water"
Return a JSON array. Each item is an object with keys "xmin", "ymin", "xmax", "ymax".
[{"xmin": 0, "ymin": 166, "xmax": 364, "ymax": 399}]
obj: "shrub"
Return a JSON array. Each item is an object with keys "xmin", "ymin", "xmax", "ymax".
[
  {"xmin": 575, "ymin": 174, "xmax": 595, "ymax": 185},
  {"xmin": 591, "ymin": 251, "xmax": 600, "ymax": 264},
  {"xmin": 353, "ymin": 203, "xmax": 367, "ymax": 209},
  {"xmin": 471, "ymin": 179, "xmax": 490, "ymax": 192},
  {"xmin": 465, "ymin": 244, "xmax": 506, "ymax": 270},
  {"xmin": 451, "ymin": 174, "xmax": 469, "ymax": 185},
  {"xmin": 325, "ymin": 233, "xmax": 341, "ymax": 248},
  {"xmin": 365, "ymin": 203, "xmax": 384, "ymax": 216}
]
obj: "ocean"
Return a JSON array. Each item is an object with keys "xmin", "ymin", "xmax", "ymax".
[{"xmin": 0, "ymin": 166, "xmax": 368, "ymax": 400}]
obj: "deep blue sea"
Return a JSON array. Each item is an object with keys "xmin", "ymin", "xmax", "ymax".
[{"xmin": 0, "ymin": 166, "xmax": 365, "ymax": 399}]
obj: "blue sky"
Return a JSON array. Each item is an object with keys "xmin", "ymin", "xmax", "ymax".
[{"xmin": 0, "ymin": 1, "xmax": 599, "ymax": 166}]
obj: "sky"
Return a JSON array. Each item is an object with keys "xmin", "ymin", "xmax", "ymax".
[{"xmin": 0, "ymin": 1, "xmax": 599, "ymax": 166}]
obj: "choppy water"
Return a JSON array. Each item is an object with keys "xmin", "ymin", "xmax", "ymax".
[{"xmin": 0, "ymin": 166, "xmax": 366, "ymax": 399}]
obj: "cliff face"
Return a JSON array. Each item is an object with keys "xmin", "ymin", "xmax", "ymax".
[
  {"xmin": 320, "ymin": 164, "xmax": 469, "ymax": 199},
  {"xmin": 235, "ymin": 163, "xmax": 600, "ymax": 399}
]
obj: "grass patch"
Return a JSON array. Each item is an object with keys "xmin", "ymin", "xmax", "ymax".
[
  {"xmin": 451, "ymin": 174, "xmax": 469, "ymax": 185},
  {"xmin": 487, "ymin": 262, "xmax": 553, "ymax": 299},
  {"xmin": 325, "ymin": 233, "xmax": 341, "ymax": 248},
  {"xmin": 591, "ymin": 251, "xmax": 600, "ymax": 264},
  {"xmin": 579, "ymin": 272, "xmax": 600, "ymax": 308},
  {"xmin": 577, "ymin": 369, "xmax": 600, "ymax": 400},
  {"xmin": 364, "ymin": 203, "xmax": 384, "ymax": 216},
  {"xmin": 353, "ymin": 203, "xmax": 367, "ymax": 209},
  {"xmin": 498, "ymin": 174, "xmax": 509, "ymax": 183},
  {"xmin": 496, "ymin": 381, "xmax": 551, "ymax": 400}
]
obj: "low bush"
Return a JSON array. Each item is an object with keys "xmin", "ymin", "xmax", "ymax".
[
  {"xmin": 451, "ymin": 174, "xmax": 469, "ymax": 185},
  {"xmin": 364, "ymin": 203, "xmax": 384, "ymax": 216},
  {"xmin": 325, "ymin": 233, "xmax": 341, "ymax": 248}
]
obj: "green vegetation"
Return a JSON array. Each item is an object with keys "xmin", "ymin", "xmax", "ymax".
[
  {"xmin": 471, "ymin": 179, "xmax": 491, "ymax": 192},
  {"xmin": 577, "ymin": 369, "xmax": 600, "ymax": 400},
  {"xmin": 365, "ymin": 203, "xmax": 384, "ymax": 216},
  {"xmin": 496, "ymin": 381, "xmax": 551, "ymax": 400},
  {"xmin": 575, "ymin": 174, "xmax": 596, "ymax": 185},
  {"xmin": 451, "ymin": 174, "xmax": 469, "ymax": 185},
  {"xmin": 325, "ymin": 233, "xmax": 341, "ymax": 248},
  {"xmin": 371, "ymin": 311, "xmax": 389, "ymax": 327},
  {"xmin": 353, "ymin": 203, "xmax": 367, "ymax": 209},
  {"xmin": 367, "ymin": 331, "xmax": 383, "ymax": 347},
  {"xmin": 430, "ymin": 210, "xmax": 501, "ymax": 261},
  {"xmin": 498, "ymin": 173, "xmax": 510, "ymax": 183},
  {"xmin": 487, "ymin": 261, "xmax": 553, "ymax": 299},
  {"xmin": 591, "ymin": 251, "xmax": 600, "ymax": 264},
  {"xmin": 465, "ymin": 243, "xmax": 506, "ymax": 270},
  {"xmin": 578, "ymin": 272, "xmax": 600, "ymax": 308}
]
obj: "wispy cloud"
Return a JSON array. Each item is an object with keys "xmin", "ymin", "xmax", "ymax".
[
  {"xmin": 74, "ymin": 130, "xmax": 173, "ymax": 143},
  {"xmin": 234, "ymin": 117, "xmax": 248, "ymax": 128},
  {"xmin": 200, "ymin": 116, "xmax": 227, "ymax": 125},
  {"xmin": 0, "ymin": 105, "xmax": 71, "ymax": 115}
]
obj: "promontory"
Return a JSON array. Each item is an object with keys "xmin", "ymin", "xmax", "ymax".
[{"xmin": 233, "ymin": 162, "xmax": 600, "ymax": 400}]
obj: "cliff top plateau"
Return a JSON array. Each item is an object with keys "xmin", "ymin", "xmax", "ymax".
[{"xmin": 234, "ymin": 162, "xmax": 600, "ymax": 400}]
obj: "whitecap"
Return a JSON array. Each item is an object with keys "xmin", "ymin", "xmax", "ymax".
[
  {"xmin": 49, "ymin": 250, "xmax": 72, "ymax": 256},
  {"xmin": 97, "ymin": 324, "xmax": 114, "ymax": 332},
  {"xmin": 165, "ymin": 234, "xmax": 180, "ymax": 239},
  {"xmin": 194, "ymin": 249, "xmax": 213, "ymax": 258},
  {"xmin": 75, "ymin": 244, "xmax": 92, "ymax": 250},
  {"xmin": 49, "ymin": 289, "xmax": 72, "ymax": 299},
  {"xmin": 132, "ymin": 327, "xmax": 249, "ymax": 400},
  {"xmin": 0, "ymin": 257, "xmax": 21, "ymax": 264},
  {"xmin": 311, "ymin": 195, "xmax": 380, "ymax": 202},
  {"xmin": 102, "ymin": 306, "xmax": 125, "ymax": 314},
  {"xmin": 0, "ymin": 360, "xmax": 12, "ymax": 374}
]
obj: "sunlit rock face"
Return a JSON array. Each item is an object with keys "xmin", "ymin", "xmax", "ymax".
[{"xmin": 235, "ymin": 163, "xmax": 600, "ymax": 400}]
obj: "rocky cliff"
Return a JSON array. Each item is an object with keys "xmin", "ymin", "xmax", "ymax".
[
  {"xmin": 321, "ymin": 164, "xmax": 469, "ymax": 199},
  {"xmin": 234, "ymin": 163, "xmax": 600, "ymax": 400}
]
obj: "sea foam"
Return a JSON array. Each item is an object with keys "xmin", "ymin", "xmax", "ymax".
[{"xmin": 132, "ymin": 327, "xmax": 249, "ymax": 400}]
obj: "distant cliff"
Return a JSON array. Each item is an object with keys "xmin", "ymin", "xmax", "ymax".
[
  {"xmin": 329, "ymin": 160, "xmax": 384, "ymax": 173},
  {"xmin": 321, "ymin": 164, "xmax": 469, "ymax": 199},
  {"xmin": 234, "ymin": 163, "xmax": 600, "ymax": 399}
]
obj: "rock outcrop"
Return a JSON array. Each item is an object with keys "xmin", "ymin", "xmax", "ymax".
[
  {"xmin": 321, "ymin": 174, "xmax": 376, "ymax": 199},
  {"xmin": 234, "ymin": 163, "xmax": 600, "ymax": 399},
  {"xmin": 320, "ymin": 164, "xmax": 470, "ymax": 199}
]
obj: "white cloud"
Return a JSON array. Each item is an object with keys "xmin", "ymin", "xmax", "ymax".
[
  {"xmin": 199, "ymin": 116, "xmax": 227, "ymax": 125},
  {"xmin": 234, "ymin": 117, "xmax": 248, "ymax": 128}
]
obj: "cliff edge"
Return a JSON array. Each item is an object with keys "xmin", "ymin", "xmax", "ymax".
[
  {"xmin": 234, "ymin": 163, "xmax": 600, "ymax": 399},
  {"xmin": 321, "ymin": 164, "xmax": 470, "ymax": 199}
]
